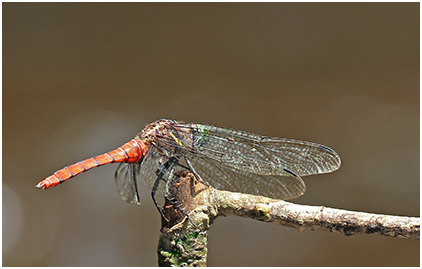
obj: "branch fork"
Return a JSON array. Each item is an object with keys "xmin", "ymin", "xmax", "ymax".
[{"xmin": 157, "ymin": 172, "xmax": 420, "ymax": 266}]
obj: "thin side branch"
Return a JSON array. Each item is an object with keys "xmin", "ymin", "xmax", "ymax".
[
  {"xmin": 215, "ymin": 191, "xmax": 420, "ymax": 239},
  {"xmin": 158, "ymin": 172, "xmax": 420, "ymax": 266}
]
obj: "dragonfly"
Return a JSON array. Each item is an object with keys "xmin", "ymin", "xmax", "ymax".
[{"xmin": 37, "ymin": 119, "xmax": 341, "ymax": 217}]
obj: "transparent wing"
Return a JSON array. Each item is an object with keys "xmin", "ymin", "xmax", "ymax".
[
  {"xmin": 134, "ymin": 120, "xmax": 341, "ymax": 201},
  {"xmin": 189, "ymin": 156, "xmax": 305, "ymax": 200},
  {"xmin": 138, "ymin": 147, "xmax": 193, "ymax": 209},
  {"xmin": 138, "ymin": 147, "xmax": 173, "ymax": 196},
  {"xmin": 172, "ymin": 123, "xmax": 341, "ymax": 177},
  {"xmin": 114, "ymin": 163, "xmax": 141, "ymax": 205}
]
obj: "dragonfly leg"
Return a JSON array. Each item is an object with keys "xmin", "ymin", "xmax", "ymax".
[
  {"xmin": 151, "ymin": 171, "xmax": 168, "ymax": 222},
  {"xmin": 151, "ymin": 158, "xmax": 177, "ymax": 222},
  {"xmin": 164, "ymin": 158, "xmax": 178, "ymax": 195},
  {"xmin": 162, "ymin": 157, "xmax": 198, "ymax": 227},
  {"xmin": 184, "ymin": 157, "xmax": 211, "ymax": 187},
  {"xmin": 165, "ymin": 194, "xmax": 198, "ymax": 228},
  {"xmin": 164, "ymin": 160, "xmax": 195, "ymax": 224},
  {"xmin": 151, "ymin": 156, "xmax": 198, "ymax": 226}
]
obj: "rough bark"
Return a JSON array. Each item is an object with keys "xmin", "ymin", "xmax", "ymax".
[
  {"xmin": 157, "ymin": 171, "xmax": 213, "ymax": 267},
  {"xmin": 157, "ymin": 172, "xmax": 420, "ymax": 266}
]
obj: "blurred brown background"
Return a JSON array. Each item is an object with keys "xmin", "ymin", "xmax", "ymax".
[{"xmin": 3, "ymin": 3, "xmax": 419, "ymax": 266}]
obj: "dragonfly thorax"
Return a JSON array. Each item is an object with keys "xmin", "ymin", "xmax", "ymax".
[
  {"xmin": 137, "ymin": 119, "xmax": 199, "ymax": 158},
  {"xmin": 138, "ymin": 119, "xmax": 176, "ymax": 142}
]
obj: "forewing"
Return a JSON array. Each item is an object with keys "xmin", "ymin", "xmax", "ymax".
[
  {"xmin": 114, "ymin": 163, "xmax": 141, "ymax": 205},
  {"xmin": 176, "ymin": 123, "xmax": 341, "ymax": 177}
]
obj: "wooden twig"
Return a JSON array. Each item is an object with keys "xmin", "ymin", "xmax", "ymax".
[
  {"xmin": 157, "ymin": 172, "xmax": 420, "ymax": 266},
  {"xmin": 216, "ymin": 193, "xmax": 420, "ymax": 239}
]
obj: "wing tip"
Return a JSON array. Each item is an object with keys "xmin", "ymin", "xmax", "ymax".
[
  {"xmin": 318, "ymin": 144, "xmax": 335, "ymax": 153},
  {"xmin": 280, "ymin": 169, "xmax": 306, "ymax": 200},
  {"xmin": 319, "ymin": 144, "xmax": 342, "ymax": 172}
]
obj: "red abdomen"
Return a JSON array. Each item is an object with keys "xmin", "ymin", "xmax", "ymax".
[{"xmin": 36, "ymin": 139, "xmax": 147, "ymax": 189}]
